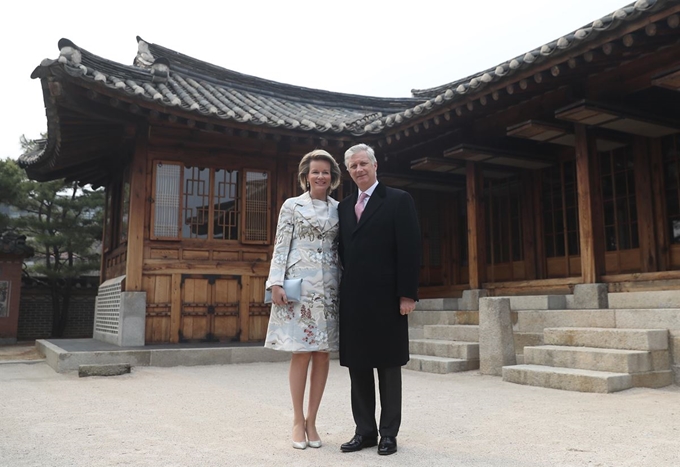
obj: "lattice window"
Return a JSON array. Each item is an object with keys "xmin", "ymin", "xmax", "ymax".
[
  {"xmin": 485, "ymin": 176, "xmax": 523, "ymax": 264},
  {"xmin": 153, "ymin": 162, "xmax": 181, "ymax": 238},
  {"xmin": 214, "ymin": 169, "xmax": 240, "ymax": 240},
  {"xmin": 242, "ymin": 170, "xmax": 271, "ymax": 244},
  {"xmin": 662, "ymin": 135, "xmax": 680, "ymax": 244},
  {"xmin": 600, "ymin": 147, "xmax": 638, "ymax": 251},
  {"xmin": 152, "ymin": 162, "xmax": 269, "ymax": 243},
  {"xmin": 182, "ymin": 167, "xmax": 210, "ymax": 239},
  {"xmin": 542, "ymin": 160, "xmax": 580, "ymax": 258}
]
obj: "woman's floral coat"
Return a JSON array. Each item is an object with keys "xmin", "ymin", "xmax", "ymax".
[{"xmin": 264, "ymin": 192, "xmax": 340, "ymax": 352}]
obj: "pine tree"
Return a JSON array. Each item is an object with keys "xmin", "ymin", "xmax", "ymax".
[{"xmin": 2, "ymin": 138, "xmax": 104, "ymax": 337}]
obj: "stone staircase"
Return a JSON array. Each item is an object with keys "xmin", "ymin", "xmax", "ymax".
[
  {"xmin": 503, "ymin": 327, "xmax": 674, "ymax": 393},
  {"xmin": 406, "ymin": 299, "xmax": 480, "ymax": 374}
]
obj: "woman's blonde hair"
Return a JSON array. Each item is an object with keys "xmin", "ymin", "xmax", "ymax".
[{"xmin": 298, "ymin": 149, "xmax": 342, "ymax": 193}]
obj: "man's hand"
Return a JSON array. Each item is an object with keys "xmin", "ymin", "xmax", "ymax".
[{"xmin": 399, "ymin": 297, "xmax": 416, "ymax": 315}]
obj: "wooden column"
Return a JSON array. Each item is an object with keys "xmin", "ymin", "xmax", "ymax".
[
  {"xmin": 240, "ymin": 275, "xmax": 251, "ymax": 342},
  {"xmin": 466, "ymin": 162, "xmax": 486, "ymax": 289},
  {"xmin": 649, "ymin": 138, "xmax": 670, "ymax": 271},
  {"xmin": 575, "ymin": 124, "xmax": 605, "ymax": 283},
  {"xmin": 633, "ymin": 136, "xmax": 658, "ymax": 272},
  {"xmin": 521, "ymin": 171, "xmax": 538, "ymax": 280},
  {"xmin": 533, "ymin": 171, "xmax": 547, "ymax": 279},
  {"xmin": 170, "ymin": 273, "xmax": 182, "ymax": 343},
  {"xmin": 124, "ymin": 128, "xmax": 148, "ymax": 292}
]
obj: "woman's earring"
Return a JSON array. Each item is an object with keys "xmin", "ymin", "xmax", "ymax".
[{"xmin": 306, "ymin": 181, "xmax": 310, "ymax": 190}]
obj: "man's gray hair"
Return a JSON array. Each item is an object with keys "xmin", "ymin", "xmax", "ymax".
[{"xmin": 344, "ymin": 143, "xmax": 377, "ymax": 167}]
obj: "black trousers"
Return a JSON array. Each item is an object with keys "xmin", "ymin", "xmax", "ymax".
[{"xmin": 349, "ymin": 366, "xmax": 402, "ymax": 438}]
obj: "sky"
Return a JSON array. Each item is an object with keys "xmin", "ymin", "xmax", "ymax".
[{"xmin": 0, "ymin": 0, "xmax": 630, "ymax": 160}]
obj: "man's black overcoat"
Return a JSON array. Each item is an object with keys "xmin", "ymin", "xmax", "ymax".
[{"xmin": 338, "ymin": 183, "xmax": 421, "ymax": 369}]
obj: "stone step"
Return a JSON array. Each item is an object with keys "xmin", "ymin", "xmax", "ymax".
[
  {"xmin": 409, "ymin": 339, "xmax": 479, "ymax": 359},
  {"xmin": 408, "ymin": 310, "xmax": 460, "ymax": 327},
  {"xmin": 424, "ymin": 325, "xmax": 479, "ymax": 342},
  {"xmin": 409, "ymin": 327, "xmax": 424, "ymax": 340},
  {"xmin": 514, "ymin": 310, "xmax": 616, "ymax": 333},
  {"xmin": 495, "ymin": 295, "xmax": 567, "ymax": 310},
  {"xmin": 608, "ymin": 290, "xmax": 680, "ymax": 309},
  {"xmin": 523, "ymin": 345, "xmax": 661, "ymax": 374},
  {"xmin": 544, "ymin": 327, "xmax": 669, "ymax": 351},
  {"xmin": 502, "ymin": 364, "xmax": 633, "ymax": 393},
  {"xmin": 406, "ymin": 355, "xmax": 479, "ymax": 374},
  {"xmin": 415, "ymin": 298, "xmax": 460, "ymax": 311}
]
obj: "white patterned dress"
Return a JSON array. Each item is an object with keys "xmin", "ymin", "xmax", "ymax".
[{"xmin": 264, "ymin": 192, "xmax": 340, "ymax": 352}]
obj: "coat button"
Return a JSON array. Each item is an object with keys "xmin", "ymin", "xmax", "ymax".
[{"xmin": 317, "ymin": 248, "xmax": 322, "ymax": 253}]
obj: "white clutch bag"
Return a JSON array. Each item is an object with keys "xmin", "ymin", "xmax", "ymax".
[{"xmin": 264, "ymin": 278, "xmax": 303, "ymax": 304}]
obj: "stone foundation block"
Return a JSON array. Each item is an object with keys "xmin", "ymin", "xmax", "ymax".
[
  {"xmin": 78, "ymin": 363, "xmax": 131, "ymax": 377},
  {"xmin": 573, "ymin": 284, "xmax": 608, "ymax": 309},
  {"xmin": 479, "ymin": 298, "xmax": 516, "ymax": 376},
  {"xmin": 461, "ymin": 289, "xmax": 488, "ymax": 311}
]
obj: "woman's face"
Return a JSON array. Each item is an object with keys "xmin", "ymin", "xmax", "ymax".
[{"xmin": 307, "ymin": 159, "xmax": 332, "ymax": 198}]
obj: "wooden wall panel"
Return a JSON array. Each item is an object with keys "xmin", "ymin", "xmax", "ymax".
[
  {"xmin": 143, "ymin": 274, "xmax": 171, "ymax": 343},
  {"xmin": 248, "ymin": 276, "xmax": 269, "ymax": 341}
]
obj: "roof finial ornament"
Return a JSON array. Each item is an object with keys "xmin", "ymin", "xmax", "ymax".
[
  {"xmin": 57, "ymin": 38, "xmax": 81, "ymax": 65},
  {"xmin": 150, "ymin": 57, "xmax": 170, "ymax": 84},
  {"xmin": 134, "ymin": 36, "xmax": 156, "ymax": 69}
]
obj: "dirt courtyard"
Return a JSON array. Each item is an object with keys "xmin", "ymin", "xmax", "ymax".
[{"xmin": 1, "ymin": 359, "xmax": 679, "ymax": 467}]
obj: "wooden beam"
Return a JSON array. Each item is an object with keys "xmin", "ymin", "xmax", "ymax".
[
  {"xmin": 574, "ymin": 124, "xmax": 606, "ymax": 283},
  {"xmin": 466, "ymin": 162, "xmax": 486, "ymax": 289},
  {"xmin": 633, "ymin": 136, "xmax": 658, "ymax": 272},
  {"xmin": 124, "ymin": 126, "xmax": 147, "ymax": 292}
]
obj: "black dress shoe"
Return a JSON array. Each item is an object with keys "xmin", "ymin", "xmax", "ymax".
[
  {"xmin": 340, "ymin": 434, "xmax": 378, "ymax": 452},
  {"xmin": 378, "ymin": 436, "xmax": 397, "ymax": 455}
]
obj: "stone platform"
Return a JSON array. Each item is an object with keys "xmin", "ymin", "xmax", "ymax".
[{"xmin": 36, "ymin": 338, "xmax": 291, "ymax": 373}]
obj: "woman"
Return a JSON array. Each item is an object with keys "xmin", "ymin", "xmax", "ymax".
[{"xmin": 264, "ymin": 149, "xmax": 342, "ymax": 450}]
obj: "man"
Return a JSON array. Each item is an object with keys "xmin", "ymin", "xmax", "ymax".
[{"xmin": 338, "ymin": 143, "xmax": 421, "ymax": 456}]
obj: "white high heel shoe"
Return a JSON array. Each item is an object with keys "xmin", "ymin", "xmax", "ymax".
[
  {"xmin": 292, "ymin": 440, "xmax": 307, "ymax": 450},
  {"xmin": 307, "ymin": 439, "xmax": 322, "ymax": 448}
]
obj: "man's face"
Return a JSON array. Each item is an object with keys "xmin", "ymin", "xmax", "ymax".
[{"xmin": 347, "ymin": 150, "xmax": 378, "ymax": 192}]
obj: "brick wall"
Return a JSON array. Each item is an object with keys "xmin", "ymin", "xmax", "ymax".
[{"xmin": 18, "ymin": 285, "xmax": 97, "ymax": 340}]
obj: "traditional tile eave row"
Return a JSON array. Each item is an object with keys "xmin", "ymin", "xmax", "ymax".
[
  {"xmin": 375, "ymin": 0, "xmax": 666, "ymax": 133},
  {"xmin": 30, "ymin": 39, "xmax": 419, "ymax": 141}
]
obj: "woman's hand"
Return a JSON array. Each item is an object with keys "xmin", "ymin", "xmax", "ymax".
[{"xmin": 271, "ymin": 285, "xmax": 288, "ymax": 306}]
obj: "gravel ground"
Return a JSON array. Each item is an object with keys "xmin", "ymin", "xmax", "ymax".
[{"xmin": 1, "ymin": 360, "xmax": 679, "ymax": 467}]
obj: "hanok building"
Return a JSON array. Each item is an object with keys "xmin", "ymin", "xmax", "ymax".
[{"xmin": 21, "ymin": 0, "xmax": 680, "ymax": 359}]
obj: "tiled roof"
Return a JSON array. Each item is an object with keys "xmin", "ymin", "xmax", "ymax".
[
  {"xmin": 20, "ymin": 0, "xmax": 671, "ymax": 174},
  {"xmin": 30, "ymin": 37, "xmax": 420, "ymax": 138},
  {"xmin": 380, "ymin": 0, "xmax": 667, "ymax": 131}
]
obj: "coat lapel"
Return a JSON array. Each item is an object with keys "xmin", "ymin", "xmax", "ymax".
[{"xmin": 296, "ymin": 192, "xmax": 338, "ymax": 233}]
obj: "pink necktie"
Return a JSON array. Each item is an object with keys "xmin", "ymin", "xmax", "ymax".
[{"xmin": 355, "ymin": 192, "xmax": 368, "ymax": 221}]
